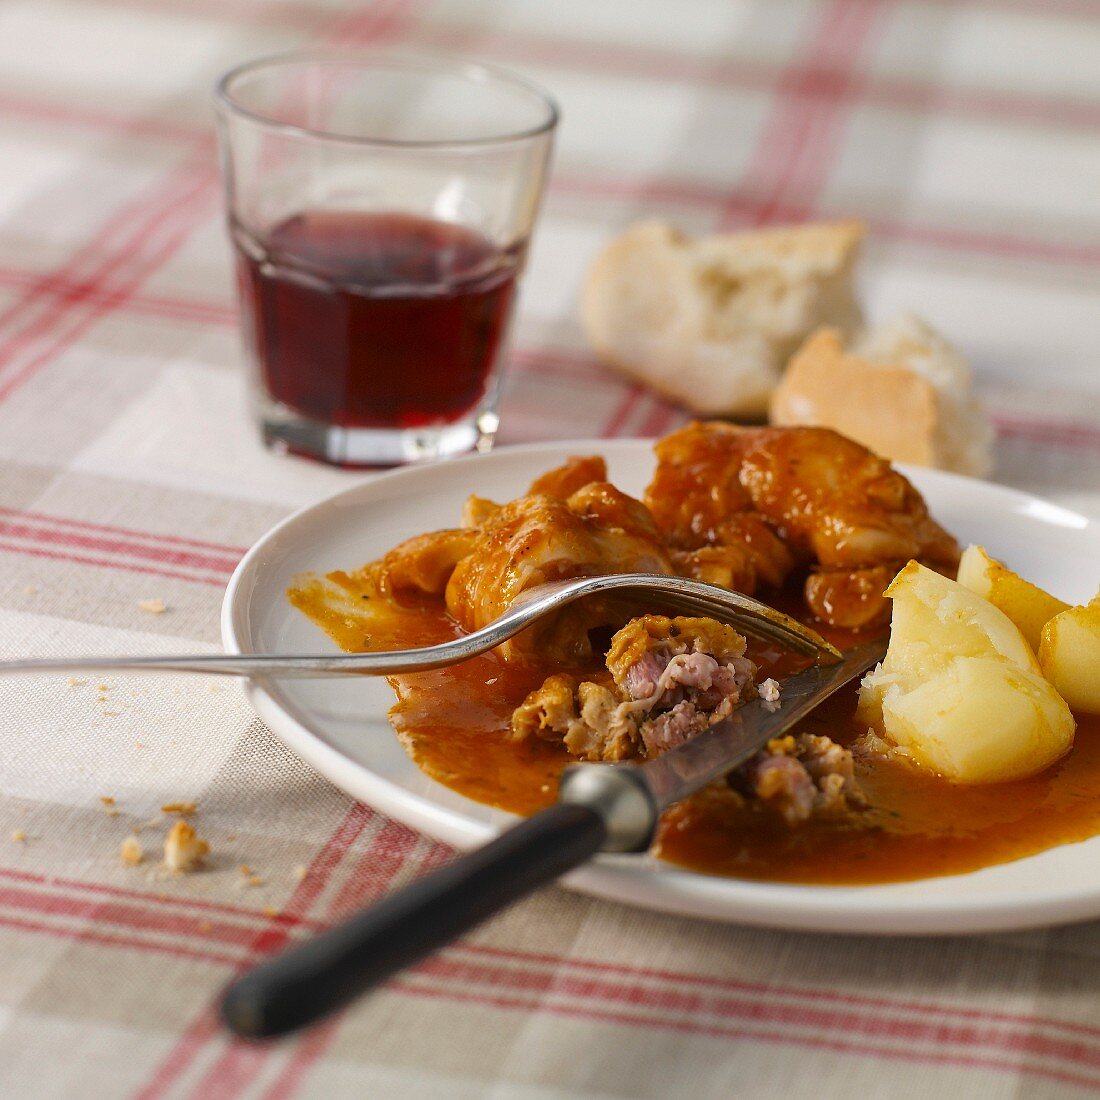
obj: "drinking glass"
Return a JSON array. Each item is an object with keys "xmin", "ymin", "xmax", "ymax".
[{"xmin": 214, "ymin": 51, "xmax": 558, "ymax": 465}]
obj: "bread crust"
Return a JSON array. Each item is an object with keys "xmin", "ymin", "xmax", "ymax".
[
  {"xmin": 771, "ymin": 329, "xmax": 941, "ymax": 467},
  {"xmin": 770, "ymin": 318, "xmax": 993, "ymax": 476},
  {"xmin": 580, "ymin": 219, "xmax": 864, "ymax": 417}
]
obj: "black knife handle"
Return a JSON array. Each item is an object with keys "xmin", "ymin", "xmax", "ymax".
[{"xmin": 220, "ymin": 803, "xmax": 607, "ymax": 1039}]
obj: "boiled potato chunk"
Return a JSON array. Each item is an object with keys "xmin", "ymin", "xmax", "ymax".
[
  {"xmin": 1039, "ymin": 604, "xmax": 1100, "ymax": 716},
  {"xmin": 858, "ymin": 562, "xmax": 1075, "ymax": 783},
  {"xmin": 956, "ymin": 544, "xmax": 1070, "ymax": 652}
]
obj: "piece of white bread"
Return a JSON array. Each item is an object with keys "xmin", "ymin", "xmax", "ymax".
[
  {"xmin": 580, "ymin": 219, "xmax": 864, "ymax": 418},
  {"xmin": 770, "ymin": 314, "xmax": 994, "ymax": 477}
]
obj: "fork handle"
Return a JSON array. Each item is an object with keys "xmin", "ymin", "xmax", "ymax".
[
  {"xmin": 219, "ymin": 804, "xmax": 607, "ymax": 1038},
  {"xmin": 0, "ymin": 648, "xmax": 471, "ymax": 679}
]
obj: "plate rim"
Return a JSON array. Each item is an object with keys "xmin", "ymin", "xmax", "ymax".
[{"xmin": 221, "ymin": 438, "xmax": 1100, "ymax": 935}]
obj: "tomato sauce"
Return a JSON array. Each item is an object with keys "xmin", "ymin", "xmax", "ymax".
[{"xmin": 289, "ymin": 568, "xmax": 1100, "ymax": 886}]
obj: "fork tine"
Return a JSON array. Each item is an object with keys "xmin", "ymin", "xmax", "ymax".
[
  {"xmin": 591, "ymin": 577, "xmax": 838, "ymax": 661},
  {"xmin": 663, "ymin": 598, "xmax": 829, "ymax": 658}
]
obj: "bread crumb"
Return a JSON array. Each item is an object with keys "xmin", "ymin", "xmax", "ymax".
[
  {"xmin": 23, "ymin": 585, "xmax": 37, "ymax": 595},
  {"xmin": 161, "ymin": 801, "xmax": 197, "ymax": 815},
  {"xmin": 100, "ymin": 796, "xmax": 120, "ymax": 817},
  {"xmin": 164, "ymin": 820, "xmax": 208, "ymax": 872},
  {"xmin": 759, "ymin": 677, "xmax": 781, "ymax": 712},
  {"xmin": 97, "ymin": 683, "xmax": 108, "ymax": 692},
  {"xmin": 138, "ymin": 598, "xmax": 167, "ymax": 614},
  {"xmin": 262, "ymin": 905, "xmax": 278, "ymax": 919},
  {"xmin": 102, "ymin": 710, "xmax": 120, "ymax": 718},
  {"xmin": 197, "ymin": 919, "xmax": 213, "ymax": 935},
  {"xmin": 238, "ymin": 866, "xmax": 264, "ymax": 887},
  {"xmin": 135, "ymin": 740, "xmax": 144, "ymax": 749},
  {"xmin": 292, "ymin": 864, "xmax": 307, "ymax": 881},
  {"xmin": 120, "ymin": 836, "xmax": 143, "ymax": 865},
  {"xmin": 11, "ymin": 830, "xmax": 26, "ymax": 843},
  {"xmin": 67, "ymin": 676, "xmax": 86, "ymax": 687}
]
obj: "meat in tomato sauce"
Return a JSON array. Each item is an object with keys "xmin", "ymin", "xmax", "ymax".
[{"xmin": 287, "ymin": 425, "xmax": 1100, "ymax": 886}]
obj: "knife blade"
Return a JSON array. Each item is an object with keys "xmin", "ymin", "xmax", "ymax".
[
  {"xmin": 557, "ymin": 637, "xmax": 888, "ymax": 851},
  {"xmin": 220, "ymin": 637, "xmax": 887, "ymax": 1038}
]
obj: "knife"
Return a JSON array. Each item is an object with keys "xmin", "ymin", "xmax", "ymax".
[{"xmin": 220, "ymin": 638, "xmax": 886, "ymax": 1039}]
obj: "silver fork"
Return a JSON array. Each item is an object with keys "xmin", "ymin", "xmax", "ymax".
[{"xmin": 0, "ymin": 573, "xmax": 839, "ymax": 679}]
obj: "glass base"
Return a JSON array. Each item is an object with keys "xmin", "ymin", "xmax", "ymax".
[{"xmin": 259, "ymin": 406, "xmax": 500, "ymax": 467}]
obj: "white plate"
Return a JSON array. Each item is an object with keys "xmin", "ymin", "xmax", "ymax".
[{"xmin": 222, "ymin": 440, "xmax": 1100, "ymax": 935}]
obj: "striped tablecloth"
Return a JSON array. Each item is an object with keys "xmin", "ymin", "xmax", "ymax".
[{"xmin": 2, "ymin": 1, "xmax": 1100, "ymax": 1096}]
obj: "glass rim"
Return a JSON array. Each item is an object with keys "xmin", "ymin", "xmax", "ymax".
[{"xmin": 214, "ymin": 49, "xmax": 560, "ymax": 150}]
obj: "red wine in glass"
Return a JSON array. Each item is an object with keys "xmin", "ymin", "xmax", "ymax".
[{"xmin": 233, "ymin": 210, "xmax": 522, "ymax": 432}]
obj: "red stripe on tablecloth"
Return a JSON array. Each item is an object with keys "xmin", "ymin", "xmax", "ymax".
[
  {"xmin": 994, "ymin": 416, "xmax": 1100, "ymax": 451},
  {"xmin": 19, "ymin": 6, "xmax": 1089, "ymax": 138},
  {"xmin": 860, "ymin": 214, "xmax": 1100, "ymax": 268},
  {"xmin": 0, "ymin": 201, "xmax": 1096, "ymax": 342},
  {"xmin": 0, "ymin": 158, "xmax": 216, "ymax": 396},
  {"xmin": 728, "ymin": 0, "xmax": 885, "ymax": 229},
  {"xmin": 8, "ymin": 868, "xmax": 1100, "ymax": 1080},
  {"xmin": 0, "ymin": 91, "xmax": 209, "ymax": 142},
  {"xmin": 389, "ymin": 981, "xmax": 1100, "ymax": 1094},
  {"xmin": 135, "ymin": 802, "xmax": 375, "ymax": 1100},
  {"xmin": 123, "ymin": 0, "xmax": 1100, "ymax": 27},
  {"xmin": 559, "ymin": 173, "xmax": 1100, "ymax": 268},
  {"xmin": 511, "ymin": 346, "xmax": 600, "ymax": 378},
  {"xmin": 5, "ymin": 34, "xmax": 1100, "ymax": 142},
  {"xmin": 0, "ymin": 140, "xmax": 213, "ymax": 350},
  {"xmin": 635, "ymin": 394, "xmax": 688, "ymax": 439},
  {"xmin": 254, "ymin": 825, "xmax": 440, "ymax": 1097},
  {"xmin": 855, "ymin": 75, "xmax": 1100, "ymax": 132},
  {"xmin": 454, "ymin": 941, "xmax": 1100, "ymax": 1043},
  {"xmin": 104, "ymin": 0, "xmax": 324, "ymax": 31},
  {"xmin": 0, "ymin": 165, "xmax": 220, "ymax": 405},
  {"xmin": 326, "ymin": 817, "xmax": 422, "ymax": 918},
  {"xmin": 412, "ymin": 954, "xmax": 1100, "ymax": 1071},
  {"xmin": 762, "ymin": 0, "xmax": 885, "ymax": 223},
  {"xmin": 322, "ymin": 0, "xmax": 419, "ymax": 45},
  {"xmin": 0, "ymin": 517, "xmax": 240, "ymax": 574},
  {"xmin": 11, "ymin": 858, "xmax": 1100, "ymax": 1056},
  {"xmin": 413, "ymin": 23, "xmax": 1100, "ymax": 134},
  {"xmin": 12, "ymin": 861, "xmax": 1100, "ymax": 1046},
  {"xmin": 252, "ymin": 804, "xmax": 377, "ymax": 953},
  {"xmin": 0, "ymin": 266, "xmax": 236, "ymax": 325},
  {"xmin": 0, "ymin": 0, "xmax": 421, "ymax": 415},
  {"xmin": 181, "ymin": 809, "xmax": 419, "ymax": 1098},
  {"xmin": 6, "ymin": 862, "xmax": 1100, "ymax": 1069},
  {"xmin": 928, "ymin": 0, "xmax": 1100, "ymax": 17},
  {"xmin": 0, "ymin": 911, "xmax": 239, "ymax": 968},
  {"xmin": 0, "ymin": 538, "xmax": 228, "ymax": 585},
  {"xmin": 596, "ymin": 1, "xmax": 880, "ymax": 442},
  {"xmin": 0, "ymin": 867, "xmax": 327, "ymax": 931},
  {"xmin": 1, "ymin": 29, "xmax": 1099, "ymax": 143},
  {"xmin": 258, "ymin": 1021, "xmax": 339, "ymax": 1100},
  {"xmin": 601, "ymin": 385, "xmax": 647, "ymax": 438},
  {"xmin": 187, "ymin": 803, "xmax": 379, "ymax": 1098},
  {"xmin": 0, "ymin": 884, "xmax": 283, "ymax": 954},
  {"xmin": 67, "ymin": 23, "xmax": 426, "ymax": 1100},
  {"xmin": 0, "ymin": 507, "xmax": 248, "ymax": 556},
  {"xmin": 131, "ymin": 1012, "xmax": 225, "ymax": 1100}
]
